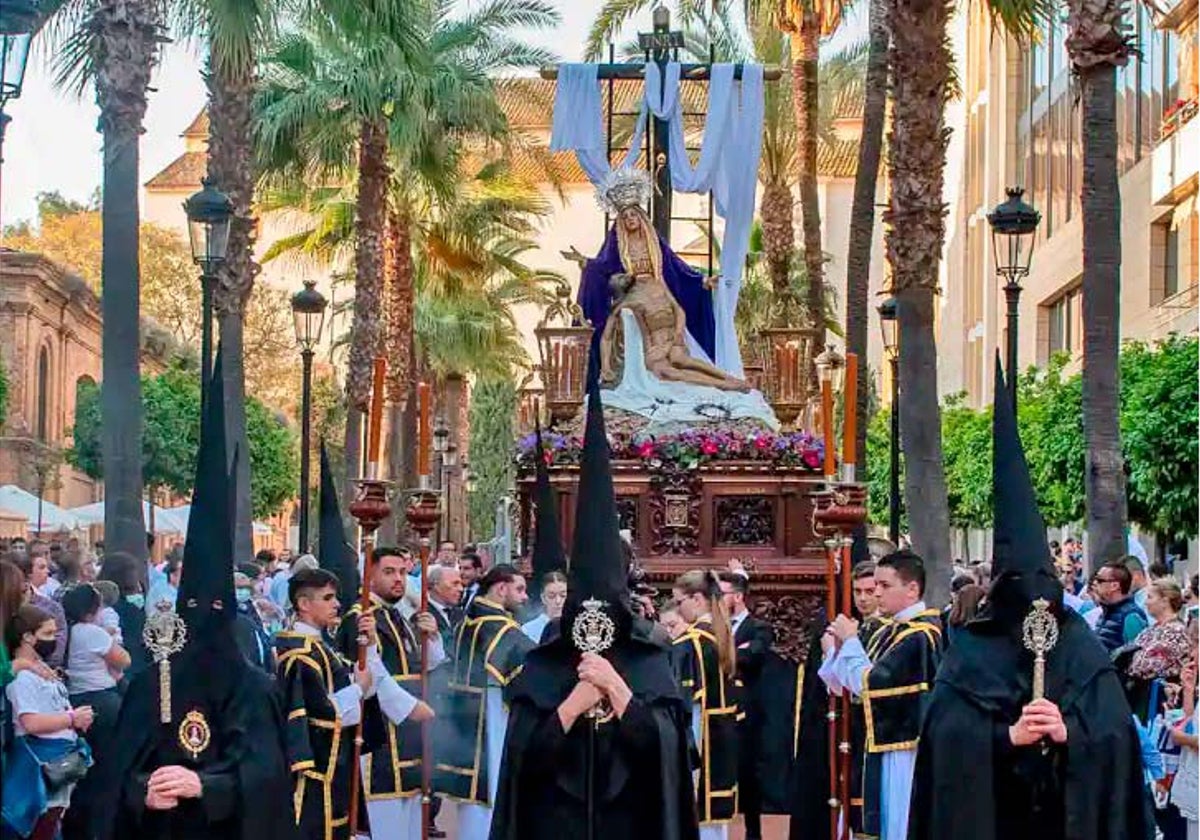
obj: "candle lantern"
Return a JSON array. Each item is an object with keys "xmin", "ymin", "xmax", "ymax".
[
  {"xmin": 535, "ymin": 280, "xmax": 592, "ymax": 426},
  {"xmin": 516, "ymin": 368, "xmax": 546, "ymax": 434},
  {"xmin": 760, "ymin": 326, "xmax": 822, "ymax": 428}
]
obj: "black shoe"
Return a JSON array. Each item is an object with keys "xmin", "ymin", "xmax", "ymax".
[{"xmin": 428, "ymin": 828, "xmax": 446, "ymax": 838}]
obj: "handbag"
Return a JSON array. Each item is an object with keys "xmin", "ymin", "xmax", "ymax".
[{"xmin": 39, "ymin": 743, "xmax": 91, "ymax": 791}]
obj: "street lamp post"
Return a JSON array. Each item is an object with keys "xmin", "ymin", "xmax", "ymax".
[
  {"xmin": 987, "ymin": 187, "xmax": 1041, "ymax": 410},
  {"xmin": 432, "ymin": 417, "xmax": 449, "ymax": 543},
  {"xmin": 0, "ymin": 0, "xmax": 37, "ymax": 224},
  {"xmin": 183, "ymin": 177, "xmax": 233, "ymax": 413},
  {"xmin": 878, "ymin": 297, "xmax": 901, "ymax": 545},
  {"xmin": 291, "ymin": 279, "xmax": 328, "ymax": 553},
  {"xmin": 443, "ymin": 441, "xmax": 459, "ymax": 544}
]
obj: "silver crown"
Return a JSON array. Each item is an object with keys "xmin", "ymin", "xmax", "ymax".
[{"xmin": 595, "ymin": 167, "xmax": 652, "ymax": 215}]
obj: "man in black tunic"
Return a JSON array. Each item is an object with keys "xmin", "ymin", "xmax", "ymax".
[
  {"xmin": 96, "ymin": 353, "xmax": 294, "ymax": 840},
  {"xmin": 489, "ymin": 378, "xmax": 699, "ymax": 840},
  {"xmin": 908, "ymin": 360, "xmax": 1152, "ymax": 840}
]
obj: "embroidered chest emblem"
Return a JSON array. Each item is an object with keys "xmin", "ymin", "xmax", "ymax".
[{"xmin": 178, "ymin": 710, "xmax": 212, "ymax": 760}]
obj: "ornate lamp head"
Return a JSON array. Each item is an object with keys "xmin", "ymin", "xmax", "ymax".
[{"xmin": 596, "ymin": 167, "xmax": 652, "ymax": 215}]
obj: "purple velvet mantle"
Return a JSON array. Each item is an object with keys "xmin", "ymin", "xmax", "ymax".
[{"xmin": 578, "ymin": 225, "xmax": 716, "ymax": 387}]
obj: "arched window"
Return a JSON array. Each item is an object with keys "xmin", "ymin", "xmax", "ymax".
[{"xmin": 35, "ymin": 346, "xmax": 50, "ymax": 441}]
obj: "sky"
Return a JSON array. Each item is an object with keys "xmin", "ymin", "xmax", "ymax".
[{"xmin": 0, "ymin": 0, "xmax": 867, "ymax": 229}]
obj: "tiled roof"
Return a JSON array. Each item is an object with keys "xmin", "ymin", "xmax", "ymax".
[
  {"xmin": 815, "ymin": 137, "xmax": 859, "ymax": 179},
  {"xmin": 182, "ymin": 109, "xmax": 209, "ymax": 138},
  {"xmin": 829, "ymin": 79, "xmax": 865, "ymax": 123},
  {"xmin": 145, "ymin": 150, "xmax": 206, "ymax": 190}
]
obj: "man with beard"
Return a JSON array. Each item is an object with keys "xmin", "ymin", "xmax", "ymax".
[
  {"xmin": 335, "ymin": 547, "xmax": 438, "ymax": 838},
  {"xmin": 96, "ymin": 353, "xmax": 294, "ymax": 840},
  {"xmin": 488, "ymin": 377, "xmax": 698, "ymax": 840},
  {"xmin": 908, "ymin": 362, "xmax": 1152, "ymax": 840}
]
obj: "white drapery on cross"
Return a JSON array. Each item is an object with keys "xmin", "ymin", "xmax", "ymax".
[{"xmin": 550, "ymin": 61, "xmax": 765, "ymax": 378}]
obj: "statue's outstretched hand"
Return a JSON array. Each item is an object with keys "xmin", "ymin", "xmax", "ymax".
[{"xmin": 703, "ymin": 274, "xmax": 720, "ymax": 291}]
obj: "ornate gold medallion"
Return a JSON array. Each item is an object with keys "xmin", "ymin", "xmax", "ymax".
[{"xmin": 178, "ymin": 710, "xmax": 211, "ymax": 760}]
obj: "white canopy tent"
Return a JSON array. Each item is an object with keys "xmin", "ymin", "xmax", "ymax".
[
  {"xmin": 68, "ymin": 501, "xmax": 188, "ymax": 535},
  {"xmin": 162, "ymin": 504, "xmax": 273, "ymax": 536},
  {"xmin": 0, "ymin": 485, "xmax": 81, "ymax": 532}
]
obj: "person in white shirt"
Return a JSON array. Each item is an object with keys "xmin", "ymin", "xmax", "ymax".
[
  {"xmin": 145, "ymin": 556, "xmax": 182, "ymax": 614},
  {"xmin": 821, "ymin": 550, "xmax": 943, "ymax": 840},
  {"xmin": 520, "ymin": 571, "xmax": 567, "ymax": 643},
  {"xmin": 5, "ymin": 604, "xmax": 96, "ymax": 839},
  {"xmin": 59, "ymin": 583, "xmax": 131, "ymax": 838}
]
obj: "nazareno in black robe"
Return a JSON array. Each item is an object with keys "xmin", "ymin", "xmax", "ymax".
[
  {"xmin": 95, "ymin": 641, "xmax": 297, "ymax": 840},
  {"xmin": 908, "ymin": 607, "xmax": 1153, "ymax": 840},
  {"xmin": 488, "ymin": 618, "xmax": 700, "ymax": 840}
]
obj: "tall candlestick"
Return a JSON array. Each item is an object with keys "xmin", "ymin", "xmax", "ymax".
[
  {"xmin": 366, "ymin": 358, "xmax": 386, "ymax": 477},
  {"xmin": 822, "ymin": 379, "xmax": 835, "ymax": 479},
  {"xmin": 842, "ymin": 353, "xmax": 858, "ymax": 473},
  {"xmin": 417, "ymin": 382, "xmax": 431, "ymax": 479}
]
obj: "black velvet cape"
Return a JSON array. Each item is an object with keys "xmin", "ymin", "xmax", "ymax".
[
  {"xmin": 95, "ymin": 644, "xmax": 296, "ymax": 840},
  {"xmin": 908, "ymin": 609, "xmax": 1153, "ymax": 840},
  {"xmin": 488, "ymin": 618, "xmax": 700, "ymax": 840}
]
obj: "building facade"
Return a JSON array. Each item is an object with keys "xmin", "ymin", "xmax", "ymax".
[
  {"xmin": 0, "ymin": 251, "xmax": 174, "ymax": 509},
  {"xmin": 943, "ymin": 0, "xmax": 1198, "ymax": 406}
]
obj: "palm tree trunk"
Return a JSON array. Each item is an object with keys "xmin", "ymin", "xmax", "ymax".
[
  {"xmin": 761, "ymin": 178, "xmax": 795, "ymax": 295},
  {"xmin": 845, "ymin": 0, "xmax": 888, "ymax": 475},
  {"xmin": 1078, "ymin": 61, "xmax": 1127, "ymax": 564},
  {"xmin": 345, "ymin": 118, "xmax": 389, "ymax": 413},
  {"xmin": 792, "ymin": 23, "xmax": 824, "ymax": 338},
  {"xmin": 208, "ymin": 49, "xmax": 260, "ymax": 562},
  {"xmin": 94, "ymin": 0, "xmax": 160, "ymax": 562},
  {"xmin": 382, "ymin": 207, "xmax": 413, "ymax": 542},
  {"xmin": 886, "ymin": 0, "xmax": 953, "ymax": 605}
]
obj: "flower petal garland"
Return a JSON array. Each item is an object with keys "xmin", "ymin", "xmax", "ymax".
[{"xmin": 516, "ymin": 427, "xmax": 826, "ymax": 472}]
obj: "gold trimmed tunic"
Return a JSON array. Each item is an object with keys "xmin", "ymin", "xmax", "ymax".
[
  {"xmin": 275, "ymin": 631, "xmax": 358, "ymax": 840},
  {"xmin": 431, "ymin": 596, "xmax": 533, "ymax": 805},
  {"xmin": 672, "ymin": 617, "xmax": 742, "ymax": 825}
]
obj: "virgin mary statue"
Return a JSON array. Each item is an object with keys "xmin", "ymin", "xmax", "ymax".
[{"xmin": 578, "ymin": 168, "xmax": 777, "ymax": 429}]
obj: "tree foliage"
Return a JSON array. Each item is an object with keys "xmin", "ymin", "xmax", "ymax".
[
  {"xmin": 467, "ymin": 379, "xmax": 517, "ymax": 541},
  {"xmin": 70, "ymin": 367, "xmax": 298, "ymax": 518},
  {"xmin": 1120, "ymin": 335, "xmax": 1198, "ymax": 540},
  {"xmin": 0, "ymin": 359, "xmax": 9, "ymax": 428},
  {"xmin": 865, "ymin": 339, "xmax": 1198, "ymax": 540}
]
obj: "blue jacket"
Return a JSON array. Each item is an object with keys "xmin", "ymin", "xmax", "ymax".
[
  {"xmin": 1096, "ymin": 595, "xmax": 1147, "ymax": 653},
  {"xmin": 2, "ymin": 736, "xmax": 92, "ymax": 837}
]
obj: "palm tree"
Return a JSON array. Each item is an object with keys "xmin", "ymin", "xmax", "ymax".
[
  {"xmin": 42, "ymin": 0, "xmax": 165, "ymax": 562},
  {"xmin": 258, "ymin": 0, "xmax": 555, "ymax": 487},
  {"xmin": 885, "ymin": 0, "xmax": 1043, "ymax": 603},
  {"xmin": 843, "ymin": 0, "xmax": 887, "ymax": 482},
  {"xmin": 775, "ymin": 0, "xmax": 841, "ymax": 349},
  {"xmin": 1064, "ymin": 0, "xmax": 1130, "ymax": 564}
]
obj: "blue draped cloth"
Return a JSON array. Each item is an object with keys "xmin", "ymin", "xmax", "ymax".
[{"xmin": 579, "ymin": 225, "xmax": 717, "ymax": 388}]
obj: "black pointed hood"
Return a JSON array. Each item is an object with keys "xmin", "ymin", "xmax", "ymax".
[
  {"xmin": 985, "ymin": 355, "xmax": 1062, "ymax": 629},
  {"xmin": 176, "ymin": 347, "xmax": 236, "ymax": 638},
  {"xmin": 562, "ymin": 377, "xmax": 631, "ymax": 642},
  {"xmin": 318, "ymin": 441, "xmax": 360, "ymax": 611},
  {"xmin": 530, "ymin": 418, "xmax": 566, "ymax": 596}
]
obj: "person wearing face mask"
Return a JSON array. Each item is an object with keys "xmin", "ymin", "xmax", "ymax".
[
  {"xmin": 3, "ymin": 604, "xmax": 96, "ymax": 840},
  {"xmin": 232, "ymin": 568, "xmax": 274, "ymax": 673}
]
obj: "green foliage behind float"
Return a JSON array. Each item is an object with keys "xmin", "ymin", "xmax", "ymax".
[
  {"xmin": 1120, "ymin": 335, "xmax": 1199, "ymax": 540},
  {"xmin": 71, "ymin": 366, "xmax": 298, "ymax": 519},
  {"xmin": 865, "ymin": 337, "xmax": 1199, "ymax": 540},
  {"xmin": 467, "ymin": 379, "xmax": 517, "ymax": 541},
  {"xmin": 0, "ymin": 359, "xmax": 9, "ymax": 427}
]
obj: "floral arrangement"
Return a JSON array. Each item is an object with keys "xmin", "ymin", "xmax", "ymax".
[
  {"xmin": 1162, "ymin": 98, "xmax": 1198, "ymax": 137},
  {"xmin": 516, "ymin": 427, "xmax": 826, "ymax": 472}
]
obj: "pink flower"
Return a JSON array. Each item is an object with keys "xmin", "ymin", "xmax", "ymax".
[
  {"xmin": 700, "ymin": 439, "xmax": 719, "ymax": 456},
  {"xmin": 753, "ymin": 435, "xmax": 770, "ymax": 451},
  {"xmin": 802, "ymin": 450, "xmax": 821, "ymax": 469},
  {"xmin": 637, "ymin": 440, "xmax": 656, "ymax": 459}
]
